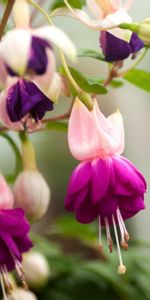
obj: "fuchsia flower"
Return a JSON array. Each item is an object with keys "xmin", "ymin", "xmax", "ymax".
[
  {"xmin": 65, "ymin": 98, "xmax": 146, "ymax": 273},
  {"xmin": 55, "ymin": 0, "xmax": 144, "ymax": 61},
  {"xmin": 0, "ymin": 174, "xmax": 32, "ymax": 295}
]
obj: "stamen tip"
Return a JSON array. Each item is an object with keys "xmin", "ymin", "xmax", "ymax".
[
  {"xmin": 120, "ymin": 241, "xmax": 128, "ymax": 251},
  {"xmin": 118, "ymin": 265, "xmax": 126, "ymax": 274}
]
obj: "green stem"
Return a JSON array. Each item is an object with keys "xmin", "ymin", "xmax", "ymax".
[
  {"xmin": 118, "ymin": 47, "xmax": 148, "ymax": 77},
  {"xmin": 0, "ymin": 132, "xmax": 22, "ymax": 176},
  {"xmin": 0, "ymin": 0, "xmax": 15, "ymax": 39}
]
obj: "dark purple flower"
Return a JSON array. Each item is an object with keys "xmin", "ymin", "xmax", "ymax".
[
  {"xmin": 0, "ymin": 208, "xmax": 32, "ymax": 273},
  {"xmin": 7, "ymin": 36, "xmax": 52, "ymax": 77},
  {"xmin": 100, "ymin": 32, "xmax": 144, "ymax": 62},
  {"xmin": 7, "ymin": 79, "xmax": 53, "ymax": 123}
]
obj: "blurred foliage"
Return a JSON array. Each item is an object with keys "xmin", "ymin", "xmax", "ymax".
[
  {"xmin": 124, "ymin": 69, "xmax": 150, "ymax": 92},
  {"xmin": 50, "ymin": 0, "xmax": 86, "ymax": 11},
  {"xmin": 30, "ymin": 215, "xmax": 150, "ymax": 300}
]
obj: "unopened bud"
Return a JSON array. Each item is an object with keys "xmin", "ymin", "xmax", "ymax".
[
  {"xmin": 13, "ymin": 170, "xmax": 50, "ymax": 222},
  {"xmin": 7, "ymin": 288, "xmax": 37, "ymax": 300},
  {"xmin": 138, "ymin": 18, "xmax": 150, "ymax": 46},
  {"xmin": 22, "ymin": 252, "xmax": 50, "ymax": 289}
]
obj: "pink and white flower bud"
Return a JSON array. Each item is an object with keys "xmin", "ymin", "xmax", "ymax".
[
  {"xmin": 7, "ymin": 288, "xmax": 37, "ymax": 300},
  {"xmin": 0, "ymin": 173, "xmax": 14, "ymax": 209},
  {"xmin": 13, "ymin": 170, "xmax": 50, "ymax": 222},
  {"xmin": 22, "ymin": 252, "xmax": 50, "ymax": 289}
]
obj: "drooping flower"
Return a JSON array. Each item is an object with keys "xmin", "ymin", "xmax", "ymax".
[
  {"xmin": 54, "ymin": 0, "xmax": 144, "ymax": 61},
  {"xmin": 0, "ymin": 78, "xmax": 53, "ymax": 131},
  {"xmin": 100, "ymin": 31, "xmax": 144, "ymax": 61},
  {"xmin": 0, "ymin": 208, "xmax": 32, "ymax": 296},
  {"xmin": 65, "ymin": 98, "xmax": 146, "ymax": 273}
]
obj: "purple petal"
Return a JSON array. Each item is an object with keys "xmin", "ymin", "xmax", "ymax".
[
  {"xmin": 65, "ymin": 184, "xmax": 89, "ymax": 212},
  {"xmin": 28, "ymin": 36, "xmax": 52, "ymax": 75},
  {"xmin": 66, "ymin": 161, "xmax": 92, "ymax": 195},
  {"xmin": 112, "ymin": 156, "xmax": 146, "ymax": 195},
  {"xmin": 100, "ymin": 32, "xmax": 144, "ymax": 62},
  {"xmin": 119, "ymin": 194, "xmax": 145, "ymax": 220},
  {"xmin": 91, "ymin": 159, "xmax": 110, "ymax": 204},
  {"xmin": 75, "ymin": 189, "xmax": 98, "ymax": 224},
  {"xmin": 98, "ymin": 193, "xmax": 118, "ymax": 219},
  {"xmin": 7, "ymin": 79, "xmax": 53, "ymax": 122}
]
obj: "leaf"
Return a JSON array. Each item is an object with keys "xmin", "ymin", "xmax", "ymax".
[
  {"xmin": 50, "ymin": 0, "xmax": 85, "ymax": 10},
  {"xmin": 69, "ymin": 67, "xmax": 107, "ymax": 94},
  {"xmin": 124, "ymin": 69, "xmax": 150, "ymax": 92},
  {"xmin": 78, "ymin": 49, "xmax": 105, "ymax": 61},
  {"xmin": 110, "ymin": 80, "xmax": 124, "ymax": 88}
]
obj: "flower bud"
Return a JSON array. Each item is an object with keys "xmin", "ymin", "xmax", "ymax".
[
  {"xmin": 13, "ymin": 170, "xmax": 50, "ymax": 222},
  {"xmin": 22, "ymin": 252, "xmax": 50, "ymax": 289},
  {"xmin": 7, "ymin": 288, "xmax": 37, "ymax": 300},
  {"xmin": 138, "ymin": 18, "xmax": 150, "ymax": 45}
]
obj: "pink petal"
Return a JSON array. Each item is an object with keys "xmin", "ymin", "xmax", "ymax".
[
  {"xmin": 110, "ymin": 0, "xmax": 122, "ymax": 10},
  {"xmin": 86, "ymin": 0, "xmax": 106, "ymax": 19},
  {"xmin": 124, "ymin": 0, "xmax": 133, "ymax": 11},
  {"xmin": 68, "ymin": 98, "xmax": 125, "ymax": 161},
  {"xmin": 107, "ymin": 110, "xmax": 124, "ymax": 155}
]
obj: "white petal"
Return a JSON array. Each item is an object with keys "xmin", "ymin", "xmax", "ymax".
[
  {"xmin": 0, "ymin": 29, "xmax": 31, "ymax": 75},
  {"xmin": 52, "ymin": 3, "xmax": 131, "ymax": 40},
  {"xmin": 34, "ymin": 26, "xmax": 77, "ymax": 61}
]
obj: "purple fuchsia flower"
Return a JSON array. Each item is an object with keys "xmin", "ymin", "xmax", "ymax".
[
  {"xmin": 0, "ymin": 25, "xmax": 76, "ymax": 95},
  {"xmin": 65, "ymin": 98, "xmax": 147, "ymax": 274},
  {"xmin": 0, "ymin": 208, "xmax": 32, "ymax": 296},
  {"xmin": 0, "ymin": 78, "xmax": 53, "ymax": 132},
  {"xmin": 100, "ymin": 31, "xmax": 144, "ymax": 61}
]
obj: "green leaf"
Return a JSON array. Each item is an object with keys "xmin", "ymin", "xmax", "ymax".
[
  {"xmin": 69, "ymin": 67, "xmax": 107, "ymax": 95},
  {"xmin": 124, "ymin": 69, "xmax": 150, "ymax": 92},
  {"xmin": 110, "ymin": 80, "xmax": 124, "ymax": 88},
  {"xmin": 78, "ymin": 49, "xmax": 105, "ymax": 61},
  {"xmin": 51, "ymin": 0, "xmax": 85, "ymax": 10}
]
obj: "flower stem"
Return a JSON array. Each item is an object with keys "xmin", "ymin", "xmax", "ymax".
[{"xmin": 0, "ymin": 0, "xmax": 15, "ymax": 40}]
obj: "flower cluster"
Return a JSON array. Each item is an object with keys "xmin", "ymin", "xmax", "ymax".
[{"xmin": 0, "ymin": 0, "xmax": 148, "ymax": 297}]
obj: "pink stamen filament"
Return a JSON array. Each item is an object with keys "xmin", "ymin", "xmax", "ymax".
[
  {"xmin": 0, "ymin": 273, "xmax": 8, "ymax": 300},
  {"xmin": 112, "ymin": 214, "xmax": 126, "ymax": 274},
  {"xmin": 104, "ymin": 217, "xmax": 113, "ymax": 252}
]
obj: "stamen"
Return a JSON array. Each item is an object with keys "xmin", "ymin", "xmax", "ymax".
[
  {"xmin": 117, "ymin": 208, "xmax": 130, "ymax": 241},
  {"xmin": 116, "ymin": 209, "xmax": 128, "ymax": 250},
  {"xmin": 0, "ymin": 273, "xmax": 8, "ymax": 300},
  {"xmin": 98, "ymin": 215, "xmax": 103, "ymax": 253},
  {"xmin": 104, "ymin": 217, "xmax": 113, "ymax": 253},
  {"xmin": 15, "ymin": 260, "xmax": 28, "ymax": 290},
  {"xmin": 11, "ymin": 253, "xmax": 28, "ymax": 290},
  {"xmin": 1, "ymin": 266, "xmax": 12, "ymax": 294},
  {"xmin": 112, "ymin": 214, "xmax": 126, "ymax": 274}
]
